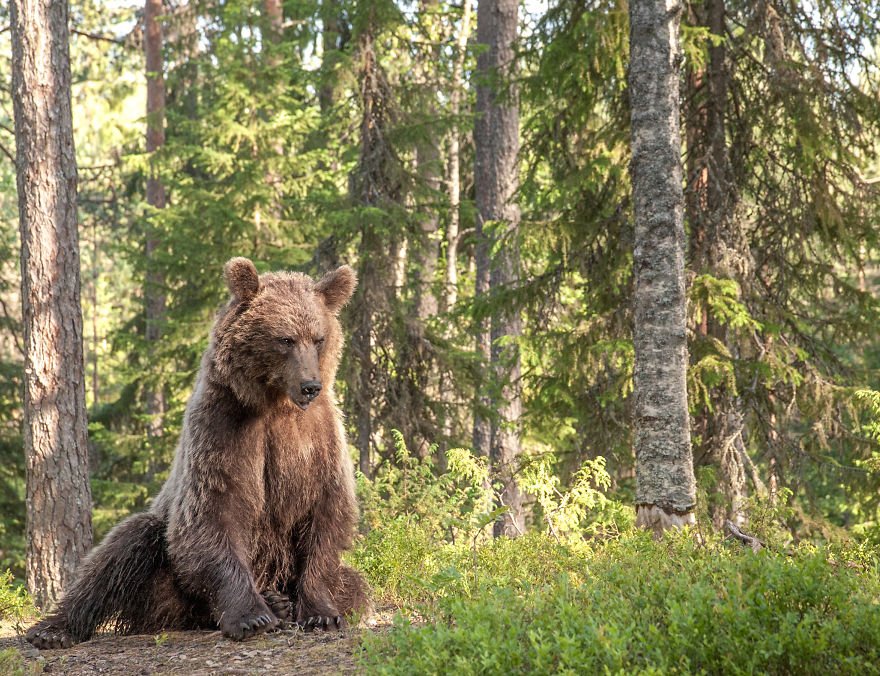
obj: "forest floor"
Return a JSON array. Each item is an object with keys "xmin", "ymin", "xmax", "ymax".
[{"xmin": 0, "ymin": 608, "xmax": 397, "ymax": 675}]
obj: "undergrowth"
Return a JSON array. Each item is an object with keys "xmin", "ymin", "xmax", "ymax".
[
  {"xmin": 0, "ymin": 570, "xmax": 34, "ymax": 628},
  {"xmin": 354, "ymin": 435, "xmax": 880, "ymax": 675}
]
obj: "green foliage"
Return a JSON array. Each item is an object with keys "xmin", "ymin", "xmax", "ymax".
[
  {"xmin": 690, "ymin": 275, "xmax": 761, "ymax": 333},
  {"xmin": 357, "ymin": 437, "xmax": 880, "ymax": 673},
  {"xmin": 0, "ymin": 570, "xmax": 34, "ymax": 626},
  {"xmin": 744, "ymin": 487, "xmax": 797, "ymax": 549},
  {"xmin": 357, "ymin": 431, "xmax": 494, "ymax": 542},
  {"xmin": 360, "ymin": 531, "xmax": 880, "ymax": 675},
  {"xmin": 520, "ymin": 453, "xmax": 632, "ymax": 539},
  {"xmin": 0, "ymin": 649, "xmax": 42, "ymax": 676},
  {"xmin": 0, "ymin": 0, "xmax": 878, "ymax": 631},
  {"xmin": 855, "ymin": 389, "xmax": 880, "ymax": 445},
  {"xmin": 354, "ymin": 431, "xmax": 629, "ymax": 604}
]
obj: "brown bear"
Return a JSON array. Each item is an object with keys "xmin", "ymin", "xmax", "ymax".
[{"xmin": 26, "ymin": 258, "xmax": 369, "ymax": 648}]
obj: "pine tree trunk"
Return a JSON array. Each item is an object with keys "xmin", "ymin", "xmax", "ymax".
[
  {"xmin": 414, "ymin": 154, "xmax": 439, "ymax": 321},
  {"xmin": 474, "ymin": 0, "xmax": 524, "ymax": 537},
  {"xmin": 413, "ymin": 0, "xmax": 440, "ymax": 323},
  {"xmin": 351, "ymin": 29, "xmax": 378, "ymax": 478},
  {"xmin": 263, "ymin": 0, "xmax": 283, "ymax": 44},
  {"xmin": 444, "ymin": 0, "xmax": 471, "ymax": 312},
  {"xmin": 144, "ymin": 0, "xmax": 167, "ymax": 448},
  {"xmin": 10, "ymin": 0, "xmax": 93, "ymax": 608},
  {"xmin": 349, "ymin": 26, "xmax": 400, "ymax": 477},
  {"xmin": 686, "ymin": 0, "xmax": 751, "ymax": 527},
  {"xmin": 471, "ymin": 0, "xmax": 496, "ymax": 461},
  {"xmin": 472, "ymin": 236, "xmax": 492, "ymax": 458},
  {"xmin": 320, "ymin": 0, "xmax": 345, "ymax": 115},
  {"xmin": 259, "ymin": 0, "xmax": 285, "ymax": 243},
  {"xmin": 629, "ymin": 0, "xmax": 697, "ymax": 534}
]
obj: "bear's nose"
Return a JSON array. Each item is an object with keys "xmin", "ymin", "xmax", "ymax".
[{"xmin": 300, "ymin": 380, "xmax": 322, "ymax": 400}]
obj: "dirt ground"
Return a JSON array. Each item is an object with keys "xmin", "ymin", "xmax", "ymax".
[{"xmin": 0, "ymin": 610, "xmax": 397, "ymax": 675}]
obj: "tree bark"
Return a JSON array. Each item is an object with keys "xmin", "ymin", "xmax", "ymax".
[
  {"xmin": 629, "ymin": 0, "xmax": 697, "ymax": 534},
  {"xmin": 144, "ymin": 0, "xmax": 167, "ymax": 446},
  {"xmin": 349, "ymin": 26, "xmax": 400, "ymax": 477},
  {"xmin": 474, "ymin": 0, "xmax": 524, "ymax": 537},
  {"xmin": 263, "ymin": 0, "xmax": 283, "ymax": 44},
  {"xmin": 444, "ymin": 0, "xmax": 472, "ymax": 312},
  {"xmin": 471, "ymin": 0, "xmax": 495, "ymax": 461},
  {"xmin": 413, "ymin": 0, "xmax": 441, "ymax": 325},
  {"xmin": 319, "ymin": 0, "xmax": 347, "ymax": 115},
  {"xmin": 686, "ymin": 0, "xmax": 751, "ymax": 528},
  {"xmin": 10, "ymin": 0, "xmax": 93, "ymax": 608}
]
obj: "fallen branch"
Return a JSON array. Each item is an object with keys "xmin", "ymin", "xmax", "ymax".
[{"xmin": 725, "ymin": 520, "xmax": 764, "ymax": 552}]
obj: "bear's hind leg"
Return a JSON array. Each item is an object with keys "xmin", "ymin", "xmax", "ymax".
[{"xmin": 26, "ymin": 513, "xmax": 186, "ymax": 649}]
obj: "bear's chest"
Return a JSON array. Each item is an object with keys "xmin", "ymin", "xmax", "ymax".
[{"xmin": 260, "ymin": 408, "xmax": 333, "ymax": 529}]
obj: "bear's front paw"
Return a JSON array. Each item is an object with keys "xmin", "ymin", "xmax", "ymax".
[
  {"xmin": 261, "ymin": 590, "xmax": 292, "ymax": 622},
  {"xmin": 26, "ymin": 619, "xmax": 75, "ymax": 650},
  {"xmin": 220, "ymin": 604, "xmax": 279, "ymax": 641},
  {"xmin": 296, "ymin": 612, "xmax": 345, "ymax": 632}
]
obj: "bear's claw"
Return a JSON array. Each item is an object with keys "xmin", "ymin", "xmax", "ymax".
[
  {"xmin": 26, "ymin": 620, "xmax": 74, "ymax": 650},
  {"xmin": 298, "ymin": 614, "xmax": 345, "ymax": 632},
  {"xmin": 221, "ymin": 610, "xmax": 279, "ymax": 641}
]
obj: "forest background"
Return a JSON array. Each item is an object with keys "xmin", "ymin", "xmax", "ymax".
[{"xmin": 1, "ymin": 0, "xmax": 880, "ymax": 671}]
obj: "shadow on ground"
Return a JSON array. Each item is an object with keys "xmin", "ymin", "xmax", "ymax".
[{"xmin": 0, "ymin": 612, "xmax": 396, "ymax": 675}]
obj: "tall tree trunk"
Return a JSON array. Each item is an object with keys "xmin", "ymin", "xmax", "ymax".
[
  {"xmin": 474, "ymin": 0, "xmax": 524, "ymax": 538},
  {"xmin": 413, "ymin": 0, "xmax": 441, "ymax": 323},
  {"xmin": 144, "ymin": 0, "xmax": 167, "ymax": 450},
  {"xmin": 259, "ymin": 0, "xmax": 285, "ymax": 245},
  {"xmin": 444, "ymin": 0, "xmax": 472, "ymax": 312},
  {"xmin": 320, "ymin": 0, "xmax": 347, "ymax": 115},
  {"xmin": 686, "ymin": 0, "xmax": 751, "ymax": 527},
  {"xmin": 10, "ymin": 0, "xmax": 93, "ymax": 608},
  {"xmin": 629, "ymin": 0, "xmax": 697, "ymax": 534},
  {"xmin": 263, "ymin": 0, "xmax": 283, "ymax": 44},
  {"xmin": 313, "ymin": 0, "xmax": 347, "ymax": 271},
  {"xmin": 349, "ymin": 25, "xmax": 400, "ymax": 477},
  {"xmin": 471, "ymin": 0, "xmax": 493, "ymax": 461}
]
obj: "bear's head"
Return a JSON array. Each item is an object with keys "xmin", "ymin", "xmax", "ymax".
[{"xmin": 211, "ymin": 257, "xmax": 357, "ymax": 411}]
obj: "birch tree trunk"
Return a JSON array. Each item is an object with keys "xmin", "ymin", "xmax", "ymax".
[
  {"xmin": 144, "ymin": 0, "xmax": 167, "ymax": 447},
  {"xmin": 474, "ymin": 0, "xmax": 524, "ymax": 537},
  {"xmin": 10, "ymin": 0, "xmax": 93, "ymax": 608},
  {"xmin": 629, "ymin": 0, "xmax": 697, "ymax": 533}
]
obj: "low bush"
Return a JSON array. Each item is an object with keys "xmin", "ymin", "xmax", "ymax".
[
  {"xmin": 354, "ymin": 435, "xmax": 880, "ymax": 675},
  {"xmin": 359, "ymin": 531, "xmax": 880, "ymax": 675},
  {"xmin": 0, "ymin": 569, "xmax": 35, "ymax": 628}
]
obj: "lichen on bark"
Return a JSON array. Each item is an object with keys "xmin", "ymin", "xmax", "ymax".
[{"xmin": 628, "ymin": 0, "xmax": 697, "ymax": 527}]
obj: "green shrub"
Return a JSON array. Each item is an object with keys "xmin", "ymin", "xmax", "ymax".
[
  {"xmin": 355, "ymin": 432, "xmax": 880, "ymax": 674},
  {"xmin": 351, "ymin": 517, "xmax": 450, "ymax": 605},
  {"xmin": 0, "ymin": 570, "xmax": 35, "ymax": 627},
  {"xmin": 0, "ymin": 648, "xmax": 42, "ymax": 676},
  {"xmin": 357, "ymin": 432, "xmax": 496, "ymax": 546},
  {"xmin": 360, "ymin": 532, "xmax": 880, "ymax": 675}
]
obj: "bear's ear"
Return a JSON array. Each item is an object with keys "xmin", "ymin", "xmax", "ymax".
[
  {"xmin": 224, "ymin": 257, "xmax": 260, "ymax": 302},
  {"xmin": 315, "ymin": 265, "xmax": 357, "ymax": 314}
]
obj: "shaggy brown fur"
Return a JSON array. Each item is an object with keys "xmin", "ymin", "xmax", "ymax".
[{"xmin": 27, "ymin": 259, "xmax": 369, "ymax": 648}]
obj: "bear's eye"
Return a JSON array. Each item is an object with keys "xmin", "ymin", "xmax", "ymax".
[
  {"xmin": 277, "ymin": 337, "xmax": 295, "ymax": 348},
  {"xmin": 315, "ymin": 337, "xmax": 325, "ymax": 349}
]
